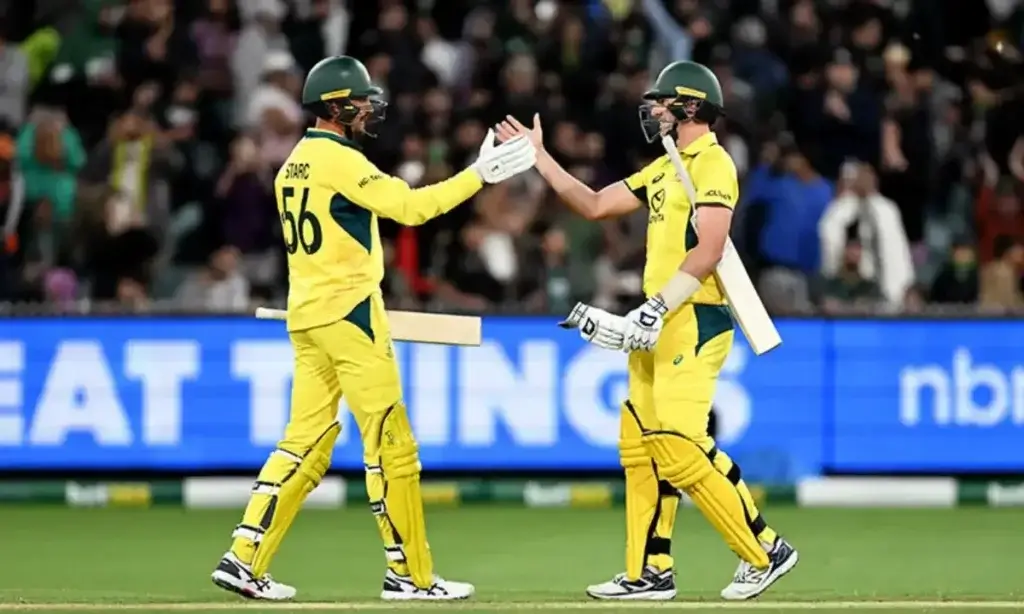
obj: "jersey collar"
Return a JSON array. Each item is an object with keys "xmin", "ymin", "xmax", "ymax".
[
  {"xmin": 305, "ymin": 128, "xmax": 362, "ymax": 150},
  {"xmin": 679, "ymin": 132, "xmax": 718, "ymax": 157}
]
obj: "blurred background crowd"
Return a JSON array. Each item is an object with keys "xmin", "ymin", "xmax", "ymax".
[{"xmin": 0, "ymin": 0, "xmax": 1022, "ymax": 316}]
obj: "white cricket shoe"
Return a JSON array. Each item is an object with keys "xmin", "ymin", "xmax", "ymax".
[
  {"xmin": 380, "ymin": 568, "xmax": 474, "ymax": 601},
  {"xmin": 211, "ymin": 551, "xmax": 297, "ymax": 601},
  {"xmin": 586, "ymin": 566, "xmax": 676, "ymax": 600},
  {"xmin": 720, "ymin": 536, "xmax": 799, "ymax": 601}
]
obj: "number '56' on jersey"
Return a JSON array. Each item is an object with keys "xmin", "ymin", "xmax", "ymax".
[{"xmin": 274, "ymin": 128, "xmax": 483, "ymax": 333}]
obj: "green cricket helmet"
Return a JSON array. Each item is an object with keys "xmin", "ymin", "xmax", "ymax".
[
  {"xmin": 639, "ymin": 61, "xmax": 725, "ymax": 142},
  {"xmin": 302, "ymin": 55, "xmax": 387, "ymax": 136}
]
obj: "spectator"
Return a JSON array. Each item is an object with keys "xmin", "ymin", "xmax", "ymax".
[
  {"xmin": 41, "ymin": 1, "xmax": 120, "ymax": 146},
  {"xmin": 730, "ymin": 16, "xmax": 787, "ymax": 108},
  {"xmin": 381, "ymin": 239, "xmax": 418, "ymax": 310},
  {"xmin": 81, "ymin": 187, "xmax": 160, "ymax": 301},
  {"xmin": 1, "ymin": 0, "xmax": 1022, "ymax": 316},
  {"xmin": 191, "ymin": 0, "xmax": 240, "ymax": 101},
  {"xmin": 233, "ymin": 0, "xmax": 289, "ymax": 123},
  {"xmin": 14, "ymin": 109, "xmax": 86, "ymax": 255},
  {"xmin": 81, "ymin": 110, "xmax": 179, "ymax": 248},
  {"xmin": 116, "ymin": 0, "xmax": 197, "ymax": 100},
  {"xmin": 930, "ymin": 240, "xmax": 979, "ymax": 306},
  {"xmin": 0, "ymin": 131, "xmax": 18, "ymax": 253},
  {"xmin": 535, "ymin": 225, "xmax": 574, "ymax": 314},
  {"xmin": 979, "ymin": 235, "xmax": 1024, "ymax": 312},
  {"xmin": 820, "ymin": 238, "xmax": 883, "ymax": 315},
  {"xmin": 116, "ymin": 275, "xmax": 150, "ymax": 312},
  {"xmin": 499, "ymin": 53, "xmax": 545, "ymax": 128},
  {"xmin": 708, "ymin": 45, "xmax": 755, "ymax": 137},
  {"xmin": 0, "ymin": 29, "xmax": 30, "ymax": 129},
  {"xmin": 791, "ymin": 48, "xmax": 881, "ymax": 180},
  {"xmin": 214, "ymin": 134, "xmax": 278, "ymax": 286},
  {"xmin": 245, "ymin": 50, "xmax": 303, "ymax": 170},
  {"xmin": 976, "ymin": 178, "xmax": 1024, "ymax": 263},
  {"xmin": 750, "ymin": 137, "xmax": 834, "ymax": 313},
  {"xmin": 175, "ymin": 244, "xmax": 249, "ymax": 311},
  {"xmin": 902, "ymin": 283, "xmax": 928, "ymax": 313},
  {"xmin": 819, "ymin": 161, "xmax": 913, "ymax": 309},
  {"xmin": 434, "ymin": 223, "xmax": 500, "ymax": 312},
  {"xmin": 42, "ymin": 267, "xmax": 78, "ymax": 311},
  {"xmin": 878, "ymin": 43, "xmax": 934, "ymax": 244},
  {"xmin": 419, "ymin": 17, "xmax": 460, "ymax": 88}
]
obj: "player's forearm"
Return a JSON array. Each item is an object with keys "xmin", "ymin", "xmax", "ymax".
[
  {"xmin": 653, "ymin": 245, "xmax": 722, "ymax": 312},
  {"xmin": 536, "ymin": 150, "xmax": 602, "ymax": 219},
  {"xmin": 680, "ymin": 243, "xmax": 722, "ymax": 281},
  {"xmin": 391, "ymin": 169, "xmax": 484, "ymax": 226}
]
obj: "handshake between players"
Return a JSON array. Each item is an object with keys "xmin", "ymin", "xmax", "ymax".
[{"xmin": 209, "ymin": 53, "xmax": 796, "ymax": 605}]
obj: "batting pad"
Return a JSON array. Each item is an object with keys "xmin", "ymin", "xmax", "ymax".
[
  {"xmin": 365, "ymin": 403, "xmax": 434, "ymax": 588},
  {"xmin": 644, "ymin": 430, "xmax": 769, "ymax": 569},
  {"xmin": 620, "ymin": 402, "xmax": 676, "ymax": 578},
  {"xmin": 233, "ymin": 422, "xmax": 340, "ymax": 577}
]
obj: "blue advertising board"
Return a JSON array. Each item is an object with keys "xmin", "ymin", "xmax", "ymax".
[{"xmin": 0, "ymin": 317, "xmax": 1021, "ymax": 477}]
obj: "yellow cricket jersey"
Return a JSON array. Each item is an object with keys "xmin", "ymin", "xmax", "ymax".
[
  {"xmin": 275, "ymin": 128, "xmax": 484, "ymax": 332},
  {"xmin": 622, "ymin": 132, "xmax": 739, "ymax": 306}
]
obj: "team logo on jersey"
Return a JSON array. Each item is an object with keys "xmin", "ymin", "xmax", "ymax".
[
  {"xmin": 651, "ymin": 172, "xmax": 665, "ymax": 184},
  {"xmin": 649, "ymin": 189, "xmax": 665, "ymax": 212},
  {"xmin": 649, "ymin": 188, "xmax": 666, "ymax": 223}
]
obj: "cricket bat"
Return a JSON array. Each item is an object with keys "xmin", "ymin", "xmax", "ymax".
[
  {"xmin": 254, "ymin": 307, "xmax": 482, "ymax": 347},
  {"xmin": 660, "ymin": 135, "xmax": 782, "ymax": 355}
]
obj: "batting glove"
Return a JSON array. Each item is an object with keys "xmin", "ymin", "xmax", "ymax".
[
  {"xmin": 472, "ymin": 130, "xmax": 537, "ymax": 184},
  {"xmin": 559, "ymin": 302, "xmax": 626, "ymax": 351},
  {"xmin": 622, "ymin": 295, "xmax": 667, "ymax": 353}
]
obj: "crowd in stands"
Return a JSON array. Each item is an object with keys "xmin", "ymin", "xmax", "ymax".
[{"xmin": 0, "ymin": 0, "xmax": 1022, "ymax": 315}]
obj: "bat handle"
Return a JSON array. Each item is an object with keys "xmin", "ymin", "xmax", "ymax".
[{"xmin": 255, "ymin": 307, "xmax": 287, "ymax": 320}]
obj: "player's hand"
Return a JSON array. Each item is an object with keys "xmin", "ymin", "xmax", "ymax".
[
  {"xmin": 472, "ymin": 130, "xmax": 537, "ymax": 184},
  {"xmin": 622, "ymin": 296, "xmax": 667, "ymax": 353},
  {"xmin": 558, "ymin": 302, "xmax": 626, "ymax": 351},
  {"xmin": 495, "ymin": 114, "xmax": 544, "ymax": 152}
]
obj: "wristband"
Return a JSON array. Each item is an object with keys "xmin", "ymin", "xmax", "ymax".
[{"xmin": 655, "ymin": 271, "xmax": 702, "ymax": 313}]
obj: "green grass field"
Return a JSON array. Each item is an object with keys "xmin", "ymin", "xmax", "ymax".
[{"xmin": 0, "ymin": 507, "xmax": 1021, "ymax": 613}]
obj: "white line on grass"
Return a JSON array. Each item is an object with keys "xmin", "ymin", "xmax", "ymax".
[{"xmin": 0, "ymin": 602, "xmax": 1022, "ymax": 611}]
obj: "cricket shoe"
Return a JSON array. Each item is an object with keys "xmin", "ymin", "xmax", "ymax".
[
  {"xmin": 585, "ymin": 566, "xmax": 677, "ymax": 600},
  {"xmin": 720, "ymin": 536, "xmax": 799, "ymax": 601},
  {"xmin": 380, "ymin": 569, "xmax": 475, "ymax": 601},
  {"xmin": 210, "ymin": 551, "xmax": 297, "ymax": 601}
]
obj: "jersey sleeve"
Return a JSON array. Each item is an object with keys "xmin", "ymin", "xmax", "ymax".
[
  {"xmin": 622, "ymin": 166, "xmax": 648, "ymax": 203},
  {"xmin": 328, "ymin": 149, "xmax": 484, "ymax": 226},
  {"xmin": 692, "ymin": 148, "xmax": 739, "ymax": 209}
]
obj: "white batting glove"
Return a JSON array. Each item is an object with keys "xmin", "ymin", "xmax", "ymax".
[
  {"xmin": 472, "ymin": 130, "xmax": 537, "ymax": 184},
  {"xmin": 558, "ymin": 302, "xmax": 626, "ymax": 351},
  {"xmin": 622, "ymin": 295, "xmax": 667, "ymax": 353}
]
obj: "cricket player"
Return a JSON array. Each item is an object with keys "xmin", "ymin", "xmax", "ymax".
[
  {"xmin": 495, "ymin": 61, "xmax": 798, "ymax": 601},
  {"xmin": 210, "ymin": 55, "xmax": 536, "ymax": 601}
]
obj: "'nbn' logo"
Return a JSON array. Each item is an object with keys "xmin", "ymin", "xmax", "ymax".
[{"xmin": 899, "ymin": 348, "xmax": 1024, "ymax": 427}]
